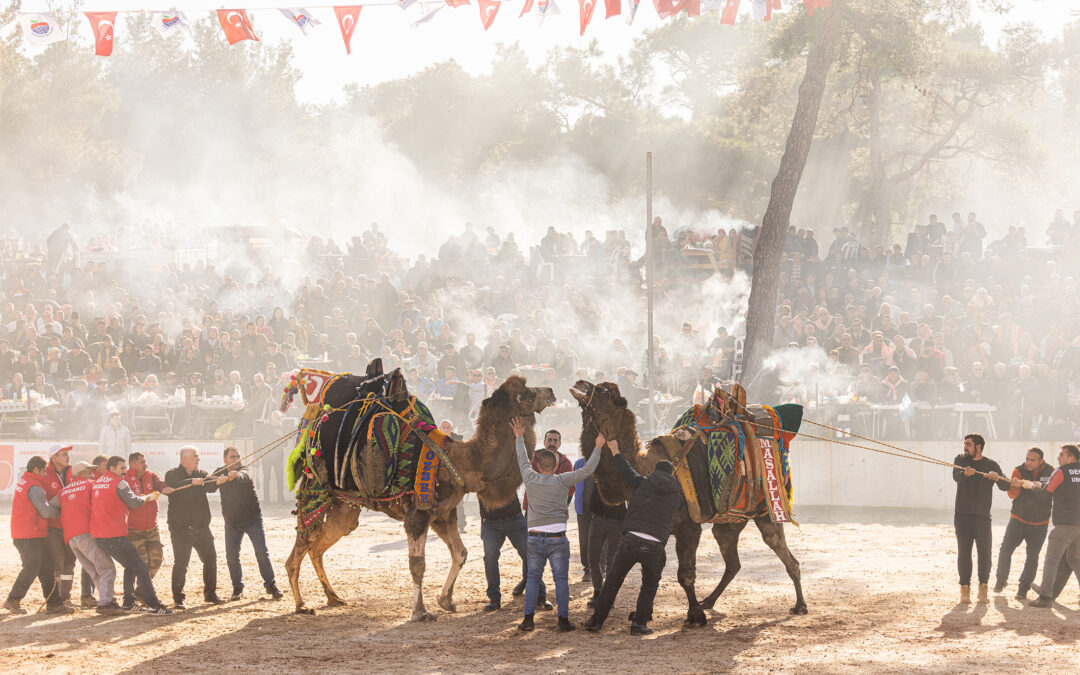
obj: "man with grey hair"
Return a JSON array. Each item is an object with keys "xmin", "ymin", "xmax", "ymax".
[{"xmin": 164, "ymin": 446, "xmax": 224, "ymax": 609}]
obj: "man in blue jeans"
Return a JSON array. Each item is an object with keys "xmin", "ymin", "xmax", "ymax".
[
  {"xmin": 513, "ymin": 417, "xmax": 602, "ymax": 632},
  {"xmin": 215, "ymin": 447, "xmax": 283, "ymax": 601},
  {"xmin": 90, "ymin": 456, "xmax": 172, "ymax": 615},
  {"xmin": 479, "ymin": 491, "xmax": 549, "ymax": 611}
]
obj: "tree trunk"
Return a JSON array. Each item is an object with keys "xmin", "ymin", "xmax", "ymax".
[
  {"xmin": 861, "ymin": 62, "xmax": 886, "ymax": 247},
  {"xmin": 741, "ymin": 8, "xmax": 842, "ymax": 386}
]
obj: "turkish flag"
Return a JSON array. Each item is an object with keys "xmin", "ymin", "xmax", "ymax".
[
  {"xmin": 579, "ymin": 0, "xmax": 597, "ymax": 35},
  {"xmin": 604, "ymin": 0, "xmax": 621, "ymax": 18},
  {"xmin": 334, "ymin": 6, "xmax": 361, "ymax": 54},
  {"xmin": 720, "ymin": 0, "xmax": 740, "ymax": 24},
  {"xmin": 477, "ymin": 0, "xmax": 500, "ymax": 30},
  {"xmin": 804, "ymin": 0, "xmax": 830, "ymax": 15},
  {"xmin": 520, "ymin": 0, "xmax": 534, "ymax": 17},
  {"xmin": 85, "ymin": 11, "xmax": 116, "ymax": 57},
  {"xmin": 216, "ymin": 9, "xmax": 259, "ymax": 45},
  {"xmin": 654, "ymin": 0, "xmax": 698, "ymax": 18}
]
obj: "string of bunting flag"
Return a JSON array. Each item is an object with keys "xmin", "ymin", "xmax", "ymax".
[{"xmin": 5, "ymin": 0, "xmax": 830, "ymax": 56}]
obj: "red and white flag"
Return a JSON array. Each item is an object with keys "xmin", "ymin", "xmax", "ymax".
[
  {"xmin": 578, "ymin": 0, "xmax": 597, "ymax": 35},
  {"xmin": 334, "ymin": 6, "xmax": 361, "ymax": 54},
  {"xmin": 477, "ymin": 0, "xmax": 500, "ymax": 29},
  {"xmin": 654, "ymin": 0, "xmax": 701, "ymax": 19},
  {"xmin": 446, "ymin": 0, "xmax": 471, "ymax": 7},
  {"xmin": 720, "ymin": 0, "xmax": 740, "ymax": 23},
  {"xmin": 521, "ymin": 0, "xmax": 561, "ymax": 24},
  {"xmin": 279, "ymin": 8, "xmax": 321, "ymax": 35},
  {"xmin": 604, "ymin": 0, "xmax": 621, "ymax": 18},
  {"xmin": 85, "ymin": 12, "xmax": 117, "ymax": 57},
  {"xmin": 216, "ymin": 9, "xmax": 259, "ymax": 45},
  {"xmin": 804, "ymin": 0, "xmax": 830, "ymax": 15}
]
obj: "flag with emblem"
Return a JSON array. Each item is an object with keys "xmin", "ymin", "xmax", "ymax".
[
  {"xmin": 604, "ymin": 0, "xmax": 621, "ymax": 18},
  {"xmin": 85, "ymin": 12, "xmax": 117, "ymax": 56},
  {"xmin": 19, "ymin": 12, "xmax": 66, "ymax": 46},
  {"xmin": 217, "ymin": 9, "xmax": 259, "ymax": 45},
  {"xmin": 152, "ymin": 11, "xmax": 190, "ymax": 34},
  {"xmin": 719, "ymin": 0, "xmax": 740, "ymax": 23},
  {"xmin": 279, "ymin": 8, "xmax": 321, "ymax": 35},
  {"xmin": 477, "ymin": 0, "xmax": 501, "ymax": 30},
  {"xmin": 654, "ymin": 0, "xmax": 701, "ymax": 19},
  {"xmin": 334, "ymin": 6, "xmax": 361, "ymax": 54},
  {"xmin": 578, "ymin": 0, "xmax": 597, "ymax": 35}
]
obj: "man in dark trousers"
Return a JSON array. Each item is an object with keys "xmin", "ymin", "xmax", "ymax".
[
  {"xmin": 584, "ymin": 438, "xmax": 683, "ymax": 635},
  {"xmin": 1031, "ymin": 444, "xmax": 1080, "ymax": 607},
  {"xmin": 5, "ymin": 456, "xmax": 70, "ymax": 614},
  {"xmin": 164, "ymin": 445, "xmax": 224, "ymax": 609},
  {"xmin": 215, "ymin": 446, "xmax": 283, "ymax": 601},
  {"xmin": 994, "ymin": 447, "xmax": 1054, "ymax": 599},
  {"xmin": 42, "ymin": 445, "xmax": 77, "ymax": 608},
  {"xmin": 953, "ymin": 433, "xmax": 1006, "ymax": 604},
  {"xmin": 586, "ymin": 482, "xmax": 625, "ymax": 607}
]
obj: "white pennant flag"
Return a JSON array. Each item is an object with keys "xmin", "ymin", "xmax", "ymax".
[
  {"xmin": 19, "ymin": 12, "xmax": 66, "ymax": 46},
  {"xmin": 279, "ymin": 8, "xmax": 321, "ymax": 35},
  {"xmin": 624, "ymin": 0, "xmax": 639, "ymax": 25},
  {"xmin": 151, "ymin": 11, "xmax": 191, "ymax": 35},
  {"xmin": 751, "ymin": 0, "xmax": 768, "ymax": 20},
  {"xmin": 411, "ymin": 5, "xmax": 443, "ymax": 28},
  {"xmin": 536, "ymin": 0, "xmax": 561, "ymax": 24},
  {"xmin": 399, "ymin": 0, "xmax": 419, "ymax": 9}
]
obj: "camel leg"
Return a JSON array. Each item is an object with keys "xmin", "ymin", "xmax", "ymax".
[
  {"xmin": 405, "ymin": 508, "xmax": 436, "ymax": 622},
  {"xmin": 754, "ymin": 515, "xmax": 807, "ymax": 615},
  {"xmin": 310, "ymin": 506, "xmax": 361, "ymax": 608},
  {"xmin": 430, "ymin": 506, "xmax": 468, "ymax": 613},
  {"xmin": 674, "ymin": 514, "xmax": 708, "ymax": 627},
  {"xmin": 286, "ymin": 534, "xmax": 315, "ymax": 615},
  {"xmin": 701, "ymin": 520, "xmax": 750, "ymax": 610}
]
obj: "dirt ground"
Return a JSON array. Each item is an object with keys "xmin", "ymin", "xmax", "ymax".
[{"xmin": 1, "ymin": 502, "xmax": 1079, "ymax": 673}]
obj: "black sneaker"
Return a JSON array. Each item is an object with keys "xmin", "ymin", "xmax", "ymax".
[
  {"xmin": 556, "ymin": 617, "xmax": 575, "ymax": 632},
  {"xmin": 517, "ymin": 614, "xmax": 535, "ymax": 632},
  {"xmin": 173, "ymin": 601, "xmax": 187, "ymax": 611},
  {"xmin": 512, "ymin": 580, "xmax": 526, "ymax": 597},
  {"xmin": 483, "ymin": 600, "xmax": 500, "ymax": 612},
  {"xmin": 122, "ymin": 601, "xmax": 138, "ymax": 612},
  {"xmin": 267, "ymin": 585, "xmax": 284, "ymax": 601},
  {"xmin": 230, "ymin": 589, "xmax": 243, "ymax": 602},
  {"xmin": 205, "ymin": 595, "xmax": 225, "ymax": 605},
  {"xmin": 993, "ymin": 582, "xmax": 1005, "ymax": 593},
  {"xmin": 630, "ymin": 622, "xmax": 654, "ymax": 635},
  {"xmin": 45, "ymin": 604, "xmax": 76, "ymax": 615},
  {"xmin": 96, "ymin": 603, "xmax": 123, "ymax": 616},
  {"xmin": 81, "ymin": 595, "xmax": 98, "ymax": 609},
  {"xmin": 148, "ymin": 605, "xmax": 173, "ymax": 616},
  {"xmin": 537, "ymin": 597, "xmax": 553, "ymax": 611},
  {"xmin": 1016, "ymin": 586, "xmax": 1029, "ymax": 601}
]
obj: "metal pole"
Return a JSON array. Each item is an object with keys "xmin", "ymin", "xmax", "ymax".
[{"xmin": 646, "ymin": 152, "xmax": 656, "ymax": 434}]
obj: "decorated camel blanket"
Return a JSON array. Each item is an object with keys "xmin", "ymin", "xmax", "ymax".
[{"xmin": 670, "ymin": 402, "xmax": 799, "ymax": 525}]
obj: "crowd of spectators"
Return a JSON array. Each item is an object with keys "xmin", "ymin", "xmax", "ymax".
[{"xmin": 3, "ymin": 209, "xmax": 1079, "ymax": 444}]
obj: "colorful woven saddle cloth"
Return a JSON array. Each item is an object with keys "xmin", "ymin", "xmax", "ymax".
[{"xmin": 671, "ymin": 403, "xmax": 800, "ymax": 524}]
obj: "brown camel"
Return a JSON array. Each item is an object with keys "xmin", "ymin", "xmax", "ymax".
[
  {"xmin": 570, "ymin": 379, "xmax": 806, "ymax": 627},
  {"xmin": 286, "ymin": 373, "xmax": 555, "ymax": 621}
]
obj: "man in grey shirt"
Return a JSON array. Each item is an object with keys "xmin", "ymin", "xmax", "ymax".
[{"xmin": 513, "ymin": 417, "xmax": 603, "ymax": 632}]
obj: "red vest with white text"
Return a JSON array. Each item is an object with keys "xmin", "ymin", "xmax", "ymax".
[
  {"xmin": 43, "ymin": 462, "xmax": 71, "ymax": 530},
  {"xmin": 11, "ymin": 471, "xmax": 49, "ymax": 539},
  {"xmin": 124, "ymin": 468, "xmax": 160, "ymax": 531},
  {"xmin": 59, "ymin": 477, "xmax": 94, "ymax": 543},
  {"xmin": 90, "ymin": 472, "xmax": 130, "ymax": 539}
]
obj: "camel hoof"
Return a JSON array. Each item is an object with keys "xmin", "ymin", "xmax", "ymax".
[
  {"xmin": 438, "ymin": 596, "xmax": 457, "ymax": 613},
  {"xmin": 791, "ymin": 603, "xmax": 808, "ymax": 616},
  {"xmin": 684, "ymin": 607, "xmax": 708, "ymax": 627},
  {"xmin": 326, "ymin": 598, "xmax": 347, "ymax": 608},
  {"xmin": 296, "ymin": 606, "xmax": 316, "ymax": 616},
  {"xmin": 411, "ymin": 612, "xmax": 437, "ymax": 622}
]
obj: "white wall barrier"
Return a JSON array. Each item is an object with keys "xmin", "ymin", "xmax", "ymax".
[{"xmin": 0, "ymin": 440, "xmax": 243, "ymax": 495}]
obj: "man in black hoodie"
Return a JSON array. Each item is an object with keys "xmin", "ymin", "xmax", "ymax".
[
  {"xmin": 953, "ymin": 433, "xmax": 1006, "ymax": 604},
  {"xmin": 584, "ymin": 439, "xmax": 684, "ymax": 635}
]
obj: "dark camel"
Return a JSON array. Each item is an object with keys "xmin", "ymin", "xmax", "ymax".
[
  {"xmin": 286, "ymin": 371, "xmax": 555, "ymax": 621},
  {"xmin": 570, "ymin": 379, "xmax": 806, "ymax": 627}
]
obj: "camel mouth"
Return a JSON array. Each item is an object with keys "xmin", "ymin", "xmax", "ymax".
[
  {"xmin": 569, "ymin": 380, "xmax": 592, "ymax": 403},
  {"xmin": 569, "ymin": 387, "xmax": 587, "ymax": 400}
]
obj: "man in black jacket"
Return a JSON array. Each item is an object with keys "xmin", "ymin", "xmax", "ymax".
[
  {"xmin": 164, "ymin": 446, "xmax": 224, "ymax": 609},
  {"xmin": 584, "ymin": 439, "xmax": 684, "ymax": 635},
  {"xmin": 952, "ymin": 433, "xmax": 1006, "ymax": 604},
  {"xmin": 994, "ymin": 447, "xmax": 1054, "ymax": 599},
  {"xmin": 216, "ymin": 446, "xmax": 283, "ymax": 601}
]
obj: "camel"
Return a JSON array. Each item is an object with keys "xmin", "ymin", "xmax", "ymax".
[
  {"xmin": 285, "ymin": 364, "xmax": 556, "ymax": 621},
  {"xmin": 570, "ymin": 379, "xmax": 806, "ymax": 627}
]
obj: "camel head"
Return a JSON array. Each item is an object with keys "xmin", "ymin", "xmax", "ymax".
[
  {"xmin": 479, "ymin": 375, "xmax": 556, "ymax": 430},
  {"xmin": 570, "ymin": 379, "xmax": 641, "ymax": 505}
]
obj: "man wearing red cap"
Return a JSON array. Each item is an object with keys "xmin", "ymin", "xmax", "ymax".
[
  {"xmin": 5, "ymin": 456, "xmax": 71, "ymax": 614},
  {"xmin": 43, "ymin": 444, "xmax": 78, "ymax": 607}
]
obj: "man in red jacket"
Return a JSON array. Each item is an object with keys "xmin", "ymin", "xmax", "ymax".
[
  {"xmin": 5, "ymin": 456, "xmax": 71, "ymax": 614},
  {"xmin": 91, "ymin": 456, "xmax": 172, "ymax": 615},
  {"xmin": 43, "ymin": 444, "xmax": 78, "ymax": 607},
  {"xmin": 60, "ymin": 462, "xmax": 120, "ymax": 614},
  {"xmin": 125, "ymin": 452, "xmax": 167, "ymax": 581}
]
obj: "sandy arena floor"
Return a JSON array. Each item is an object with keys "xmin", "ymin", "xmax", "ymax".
[{"xmin": 1, "ymin": 503, "xmax": 1078, "ymax": 673}]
